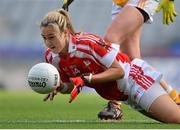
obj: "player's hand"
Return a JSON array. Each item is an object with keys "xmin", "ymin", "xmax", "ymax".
[
  {"xmin": 62, "ymin": 0, "xmax": 74, "ymax": 11},
  {"xmin": 156, "ymin": 0, "xmax": 177, "ymax": 25},
  {"xmin": 69, "ymin": 77, "xmax": 85, "ymax": 103},
  {"xmin": 43, "ymin": 86, "xmax": 61, "ymax": 101}
]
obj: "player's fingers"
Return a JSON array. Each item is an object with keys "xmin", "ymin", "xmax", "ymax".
[
  {"xmin": 53, "ymin": 89, "xmax": 58, "ymax": 96},
  {"xmin": 163, "ymin": 11, "xmax": 166, "ymax": 24},
  {"xmin": 52, "ymin": 86, "xmax": 60, "ymax": 96},
  {"xmin": 164, "ymin": 11, "xmax": 169, "ymax": 25},
  {"xmin": 43, "ymin": 93, "xmax": 50, "ymax": 101},
  {"xmin": 167, "ymin": 13, "xmax": 171, "ymax": 25},
  {"xmin": 173, "ymin": 10, "xmax": 177, "ymax": 17},
  {"xmin": 156, "ymin": 5, "xmax": 162, "ymax": 13},
  {"xmin": 48, "ymin": 86, "xmax": 59, "ymax": 101},
  {"xmin": 169, "ymin": 12, "xmax": 174, "ymax": 23},
  {"xmin": 50, "ymin": 92, "xmax": 54, "ymax": 101},
  {"xmin": 55, "ymin": 86, "xmax": 61, "ymax": 92}
]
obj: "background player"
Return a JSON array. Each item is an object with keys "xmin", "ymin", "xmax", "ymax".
[{"xmin": 98, "ymin": 0, "xmax": 179, "ymax": 120}]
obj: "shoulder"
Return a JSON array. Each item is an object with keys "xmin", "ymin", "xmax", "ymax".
[
  {"xmin": 74, "ymin": 32, "xmax": 103, "ymax": 43},
  {"xmin": 74, "ymin": 32, "xmax": 110, "ymax": 49}
]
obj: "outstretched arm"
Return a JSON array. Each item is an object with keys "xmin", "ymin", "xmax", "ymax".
[
  {"xmin": 85, "ymin": 59, "xmax": 125, "ymax": 84},
  {"xmin": 43, "ymin": 82, "xmax": 74, "ymax": 101},
  {"xmin": 69, "ymin": 59, "xmax": 125, "ymax": 103}
]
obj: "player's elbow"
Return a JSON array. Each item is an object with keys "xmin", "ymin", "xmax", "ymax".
[
  {"xmin": 116, "ymin": 68, "xmax": 125, "ymax": 80},
  {"xmin": 104, "ymin": 30, "xmax": 126, "ymax": 44},
  {"xmin": 120, "ymin": 69, "xmax": 125, "ymax": 79},
  {"xmin": 164, "ymin": 112, "xmax": 180, "ymax": 123}
]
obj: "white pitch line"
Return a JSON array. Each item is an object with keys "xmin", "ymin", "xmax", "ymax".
[{"xmin": 0, "ymin": 119, "xmax": 158, "ymax": 124}]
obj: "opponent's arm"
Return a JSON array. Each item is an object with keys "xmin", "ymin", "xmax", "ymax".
[{"xmin": 156, "ymin": 0, "xmax": 177, "ymax": 25}]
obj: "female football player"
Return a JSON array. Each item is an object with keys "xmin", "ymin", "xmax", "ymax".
[{"xmin": 40, "ymin": 9, "xmax": 180, "ymax": 123}]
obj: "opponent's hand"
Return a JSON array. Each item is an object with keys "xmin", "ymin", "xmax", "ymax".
[
  {"xmin": 43, "ymin": 86, "xmax": 61, "ymax": 101},
  {"xmin": 69, "ymin": 77, "xmax": 85, "ymax": 103},
  {"xmin": 62, "ymin": 0, "xmax": 74, "ymax": 11},
  {"xmin": 156, "ymin": 0, "xmax": 177, "ymax": 25}
]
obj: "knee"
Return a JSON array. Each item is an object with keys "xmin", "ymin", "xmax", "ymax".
[
  {"xmin": 172, "ymin": 118, "xmax": 180, "ymax": 124},
  {"xmin": 170, "ymin": 114, "xmax": 180, "ymax": 123},
  {"xmin": 164, "ymin": 112, "xmax": 180, "ymax": 124},
  {"xmin": 104, "ymin": 32, "xmax": 119, "ymax": 43},
  {"xmin": 104, "ymin": 31, "xmax": 126, "ymax": 44}
]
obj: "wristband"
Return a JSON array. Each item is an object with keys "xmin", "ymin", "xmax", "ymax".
[
  {"xmin": 88, "ymin": 73, "xmax": 92, "ymax": 83},
  {"xmin": 59, "ymin": 83, "xmax": 68, "ymax": 93},
  {"xmin": 81, "ymin": 73, "xmax": 92, "ymax": 85}
]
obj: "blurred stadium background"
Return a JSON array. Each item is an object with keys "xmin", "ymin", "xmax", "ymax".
[{"xmin": 0, "ymin": 0, "xmax": 180, "ymax": 91}]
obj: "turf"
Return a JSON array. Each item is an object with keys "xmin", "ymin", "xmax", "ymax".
[{"xmin": 0, "ymin": 91, "xmax": 180, "ymax": 129}]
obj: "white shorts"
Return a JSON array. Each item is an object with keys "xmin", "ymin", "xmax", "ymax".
[
  {"xmin": 112, "ymin": 0, "xmax": 159, "ymax": 23},
  {"xmin": 121, "ymin": 59, "xmax": 167, "ymax": 112}
]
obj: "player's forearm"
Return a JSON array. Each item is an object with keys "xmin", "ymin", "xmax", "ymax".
[
  {"xmin": 87, "ymin": 68, "xmax": 124, "ymax": 84},
  {"xmin": 84, "ymin": 59, "xmax": 125, "ymax": 84}
]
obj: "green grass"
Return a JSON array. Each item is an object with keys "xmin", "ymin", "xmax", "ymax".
[{"xmin": 0, "ymin": 91, "xmax": 180, "ymax": 129}]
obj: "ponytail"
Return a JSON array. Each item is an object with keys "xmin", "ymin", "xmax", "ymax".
[{"xmin": 40, "ymin": 9, "xmax": 75, "ymax": 35}]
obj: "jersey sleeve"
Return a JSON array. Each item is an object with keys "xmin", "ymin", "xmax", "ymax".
[
  {"xmin": 77, "ymin": 33, "xmax": 120, "ymax": 68},
  {"xmin": 93, "ymin": 43, "xmax": 120, "ymax": 68}
]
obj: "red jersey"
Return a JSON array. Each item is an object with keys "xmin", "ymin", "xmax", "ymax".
[{"xmin": 45, "ymin": 32, "xmax": 130, "ymax": 101}]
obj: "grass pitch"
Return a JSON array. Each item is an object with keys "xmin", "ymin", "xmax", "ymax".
[{"xmin": 0, "ymin": 91, "xmax": 180, "ymax": 129}]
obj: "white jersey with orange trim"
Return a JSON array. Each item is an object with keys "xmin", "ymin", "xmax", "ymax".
[
  {"xmin": 45, "ymin": 32, "xmax": 164, "ymax": 111},
  {"xmin": 112, "ymin": 0, "xmax": 159, "ymax": 23}
]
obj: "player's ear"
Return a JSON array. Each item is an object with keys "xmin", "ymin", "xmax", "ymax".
[{"xmin": 63, "ymin": 29, "xmax": 70, "ymax": 38}]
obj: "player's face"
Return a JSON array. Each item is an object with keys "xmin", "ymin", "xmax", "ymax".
[{"xmin": 41, "ymin": 25, "xmax": 69, "ymax": 54}]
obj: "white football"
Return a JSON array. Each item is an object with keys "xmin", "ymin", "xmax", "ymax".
[{"xmin": 27, "ymin": 63, "xmax": 60, "ymax": 94}]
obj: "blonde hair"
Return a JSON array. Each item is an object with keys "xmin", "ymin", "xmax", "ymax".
[{"xmin": 40, "ymin": 9, "xmax": 75, "ymax": 35}]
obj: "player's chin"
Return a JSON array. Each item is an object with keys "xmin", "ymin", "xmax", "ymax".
[{"xmin": 50, "ymin": 48, "xmax": 59, "ymax": 54}]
